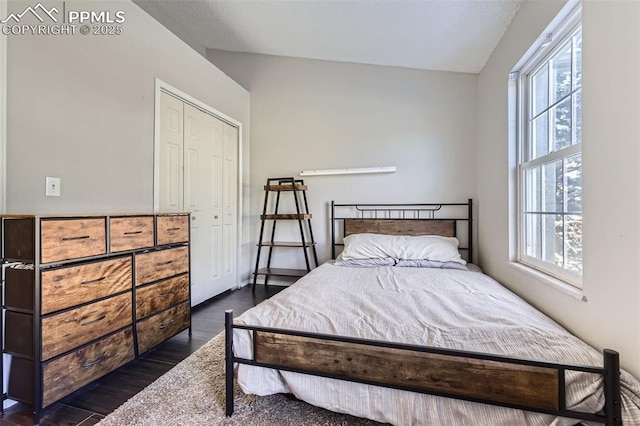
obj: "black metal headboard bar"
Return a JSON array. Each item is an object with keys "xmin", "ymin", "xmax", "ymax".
[{"xmin": 331, "ymin": 199, "xmax": 473, "ymax": 262}]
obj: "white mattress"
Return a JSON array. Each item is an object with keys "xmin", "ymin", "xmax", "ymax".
[{"xmin": 234, "ymin": 264, "xmax": 640, "ymax": 425}]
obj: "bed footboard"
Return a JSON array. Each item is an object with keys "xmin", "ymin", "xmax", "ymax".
[{"xmin": 224, "ymin": 310, "xmax": 622, "ymax": 425}]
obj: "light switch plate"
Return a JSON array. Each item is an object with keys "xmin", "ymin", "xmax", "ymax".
[{"xmin": 45, "ymin": 177, "xmax": 61, "ymax": 197}]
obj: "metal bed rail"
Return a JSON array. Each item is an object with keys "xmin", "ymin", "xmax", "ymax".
[{"xmin": 225, "ymin": 310, "xmax": 621, "ymax": 425}]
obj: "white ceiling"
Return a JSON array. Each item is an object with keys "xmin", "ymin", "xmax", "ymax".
[{"xmin": 140, "ymin": 0, "xmax": 524, "ymax": 74}]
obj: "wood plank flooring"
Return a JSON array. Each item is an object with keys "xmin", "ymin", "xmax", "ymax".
[{"xmin": 1, "ymin": 285, "xmax": 285, "ymax": 426}]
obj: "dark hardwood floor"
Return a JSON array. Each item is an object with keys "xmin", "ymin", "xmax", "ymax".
[{"xmin": 1, "ymin": 285, "xmax": 285, "ymax": 426}]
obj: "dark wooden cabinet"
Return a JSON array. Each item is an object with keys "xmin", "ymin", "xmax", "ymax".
[{"xmin": 1, "ymin": 213, "xmax": 191, "ymax": 422}]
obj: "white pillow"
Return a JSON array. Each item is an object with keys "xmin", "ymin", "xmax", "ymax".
[{"xmin": 341, "ymin": 233, "xmax": 466, "ymax": 265}]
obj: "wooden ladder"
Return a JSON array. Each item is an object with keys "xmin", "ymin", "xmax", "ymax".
[{"xmin": 252, "ymin": 177, "xmax": 318, "ymax": 291}]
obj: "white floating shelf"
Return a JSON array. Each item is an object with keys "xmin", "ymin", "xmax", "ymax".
[{"xmin": 300, "ymin": 166, "xmax": 396, "ymax": 177}]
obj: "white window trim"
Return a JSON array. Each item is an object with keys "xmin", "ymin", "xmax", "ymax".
[
  {"xmin": 508, "ymin": 261, "xmax": 586, "ymax": 301},
  {"xmin": 519, "ymin": 254, "xmax": 582, "ymax": 287},
  {"xmin": 510, "ymin": 0, "xmax": 583, "ymax": 291},
  {"xmin": 521, "ymin": 143, "xmax": 581, "ymax": 170}
]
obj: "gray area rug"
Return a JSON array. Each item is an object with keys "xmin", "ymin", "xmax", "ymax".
[{"xmin": 98, "ymin": 333, "xmax": 381, "ymax": 425}]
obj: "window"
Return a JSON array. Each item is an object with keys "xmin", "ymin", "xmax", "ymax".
[{"xmin": 516, "ymin": 11, "xmax": 582, "ymax": 287}]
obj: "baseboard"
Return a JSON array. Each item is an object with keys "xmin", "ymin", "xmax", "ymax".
[{"xmin": 191, "ymin": 288, "xmax": 235, "ymax": 311}]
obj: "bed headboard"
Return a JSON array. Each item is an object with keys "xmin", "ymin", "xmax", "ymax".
[{"xmin": 331, "ymin": 200, "xmax": 473, "ymax": 262}]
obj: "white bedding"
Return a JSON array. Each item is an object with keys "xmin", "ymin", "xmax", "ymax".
[{"xmin": 234, "ymin": 264, "xmax": 640, "ymax": 425}]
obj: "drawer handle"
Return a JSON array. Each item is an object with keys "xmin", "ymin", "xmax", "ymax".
[
  {"xmin": 166, "ymin": 227, "xmax": 181, "ymax": 231},
  {"xmin": 82, "ymin": 352, "xmax": 108, "ymax": 368},
  {"xmin": 159, "ymin": 319, "xmax": 175, "ymax": 330},
  {"xmin": 124, "ymin": 230, "xmax": 143, "ymax": 235},
  {"xmin": 62, "ymin": 235, "xmax": 91, "ymax": 241},
  {"xmin": 81, "ymin": 276, "xmax": 106, "ymax": 285},
  {"xmin": 157, "ymin": 260, "xmax": 173, "ymax": 266},
  {"xmin": 158, "ymin": 292, "xmax": 172, "ymax": 297},
  {"xmin": 81, "ymin": 314, "xmax": 106, "ymax": 327}
]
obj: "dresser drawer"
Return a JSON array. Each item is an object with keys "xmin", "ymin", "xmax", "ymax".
[
  {"xmin": 136, "ymin": 274, "xmax": 190, "ymax": 320},
  {"xmin": 137, "ymin": 301, "xmax": 190, "ymax": 354},
  {"xmin": 41, "ymin": 257, "xmax": 132, "ymax": 315},
  {"xmin": 5, "ymin": 311, "xmax": 34, "ymax": 356},
  {"xmin": 156, "ymin": 215, "xmax": 189, "ymax": 245},
  {"xmin": 135, "ymin": 246, "xmax": 189, "ymax": 286},
  {"xmin": 109, "ymin": 216, "xmax": 155, "ymax": 252},
  {"xmin": 42, "ymin": 327, "xmax": 134, "ymax": 407},
  {"xmin": 5, "ymin": 268, "xmax": 34, "ymax": 311},
  {"xmin": 41, "ymin": 293, "xmax": 132, "ymax": 361},
  {"xmin": 8, "ymin": 357, "xmax": 35, "ymax": 404},
  {"xmin": 3, "ymin": 218, "xmax": 35, "ymax": 262},
  {"xmin": 41, "ymin": 218, "xmax": 106, "ymax": 263}
]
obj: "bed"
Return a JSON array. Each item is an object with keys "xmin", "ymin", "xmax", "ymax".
[{"xmin": 225, "ymin": 201, "xmax": 640, "ymax": 425}]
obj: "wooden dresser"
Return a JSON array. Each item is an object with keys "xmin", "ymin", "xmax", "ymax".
[{"xmin": 1, "ymin": 213, "xmax": 191, "ymax": 422}]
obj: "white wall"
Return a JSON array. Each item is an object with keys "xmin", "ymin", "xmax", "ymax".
[
  {"xmin": 477, "ymin": 0, "xmax": 640, "ymax": 377},
  {"xmin": 7, "ymin": 0, "xmax": 249, "ymax": 213},
  {"xmin": 131, "ymin": 0, "xmax": 207, "ymax": 57},
  {"xmin": 6, "ymin": 0, "xmax": 253, "ymax": 281},
  {"xmin": 207, "ymin": 50, "xmax": 478, "ymax": 272}
]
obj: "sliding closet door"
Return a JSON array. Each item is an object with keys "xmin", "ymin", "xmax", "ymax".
[
  {"xmin": 158, "ymin": 91, "xmax": 238, "ymax": 305},
  {"xmin": 222, "ymin": 123, "xmax": 238, "ymax": 288},
  {"xmin": 158, "ymin": 93, "xmax": 184, "ymax": 212}
]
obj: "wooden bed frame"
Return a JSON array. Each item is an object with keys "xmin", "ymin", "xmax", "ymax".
[{"xmin": 225, "ymin": 200, "xmax": 622, "ymax": 425}]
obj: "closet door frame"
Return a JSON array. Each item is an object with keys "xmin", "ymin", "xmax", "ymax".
[
  {"xmin": 153, "ymin": 78, "xmax": 243, "ymax": 291},
  {"xmin": 0, "ymin": 0, "xmax": 6, "ymax": 214}
]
